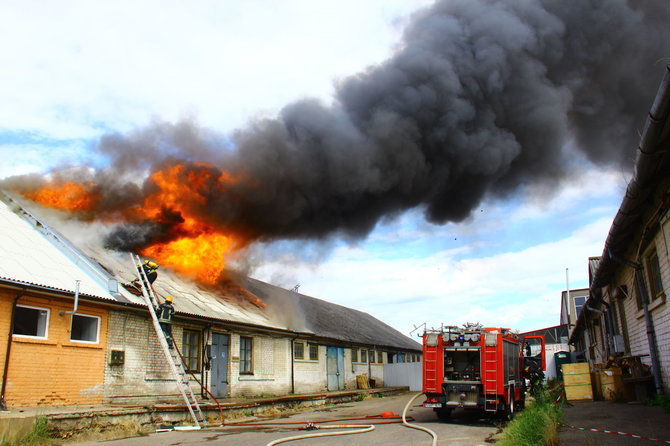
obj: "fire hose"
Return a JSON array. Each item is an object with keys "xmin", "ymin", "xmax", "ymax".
[
  {"xmin": 227, "ymin": 392, "xmax": 438, "ymax": 445},
  {"xmin": 265, "ymin": 423, "xmax": 376, "ymax": 446},
  {"xmin": 401, "ymin": 392, "xmax": 438, "ymax": 446}
]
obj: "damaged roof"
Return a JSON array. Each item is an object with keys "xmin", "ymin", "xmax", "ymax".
[{"xmin": 0, "ymin": 192, "xmax": 420, "ymax": 351}]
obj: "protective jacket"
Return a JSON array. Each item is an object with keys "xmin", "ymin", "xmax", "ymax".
[{"xmin": 156, "ymin": 301, "xmax": 174, "ymax": 323}]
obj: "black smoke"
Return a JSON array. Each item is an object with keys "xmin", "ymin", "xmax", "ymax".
[{"xmin": 6, "ymin": 0, "xmax": 670, "ymax": 251}]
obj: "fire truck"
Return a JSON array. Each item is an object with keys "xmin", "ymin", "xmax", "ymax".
[{"xmin": 421, "ymin": 323, "xmax": 545, "ymax": 420}]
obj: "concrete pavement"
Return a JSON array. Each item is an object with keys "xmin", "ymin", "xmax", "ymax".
[{"xmin": 559, "ymin": 400, "xmax": 670, "ymax": 445}]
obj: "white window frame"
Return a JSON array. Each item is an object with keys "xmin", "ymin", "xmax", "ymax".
[
  {"xmin": 573, "ymin": 296, "xmax": 587, "ymax": 318},
  {"xmin": 13, "ymin": 304, "xmax": 50, "ymax": 339},
  {"xmin": 70, "ymin": 313, "xmax": 101, "ymax": 344}
]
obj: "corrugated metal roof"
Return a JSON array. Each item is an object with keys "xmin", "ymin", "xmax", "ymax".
[
  {"xmin": 591, "ymin": 66, "xmax": 670, "ymax": 289},
  {"xmin": 0, "ymin": 198, "xmax": 118, "ymax": 300},
  {"xmin": 242, "ymin": 277, "xmax": 422, "ymax": 351}
]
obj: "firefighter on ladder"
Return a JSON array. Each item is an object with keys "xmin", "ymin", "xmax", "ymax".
[
  {"xmin": 132, "ymin": 260, "xmax": 159, "ymax": 289},
  {"xmin": 156, "ymin": 296, "xmax": 175, "ymax": 348}
]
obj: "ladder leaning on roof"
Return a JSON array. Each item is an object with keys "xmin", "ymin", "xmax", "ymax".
[{"xmin": 130, "ymin": 253, "xmax": 206, "ymax": 429}]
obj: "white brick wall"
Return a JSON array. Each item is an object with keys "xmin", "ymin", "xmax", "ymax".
[
  {"xmin": 608, "ymin": 218, "xmax": 670, "ymax": 394},
  {"xmin": 104, "ymin": 310, "xmax": 418, "ymax": 401},
  {"xmin": 231, "ymin": 334, "xmax": 292, "ymax": 397}
]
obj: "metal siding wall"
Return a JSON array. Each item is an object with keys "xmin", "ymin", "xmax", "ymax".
[{"xmin": 383, "ymin": 362, "xmax": 422, "ymax": 391}]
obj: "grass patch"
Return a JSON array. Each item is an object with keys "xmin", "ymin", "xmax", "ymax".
[
  {"xmin": 1, "ymin": 417, "xmax": 53, "ymax": 446},
  {"xmin": 646, "ymin": 394, "xmax": 670, "ymax": 412},
  {"xmin": 496, "ymin": 390, "xmax": 563, "ymax": 446}
]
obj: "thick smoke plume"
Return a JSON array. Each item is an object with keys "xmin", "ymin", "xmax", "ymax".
[{"xmin": 6, "ymin": 0, "xmax": 670, "ymax": 252}]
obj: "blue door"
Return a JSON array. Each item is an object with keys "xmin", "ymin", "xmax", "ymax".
[
  {"xmin": 210, "ymin": 333, "xmax": 229, "ymax": 398},
  {"xmin": 326, "ymin": 347, "xmax": 345, "ymax": 391}
]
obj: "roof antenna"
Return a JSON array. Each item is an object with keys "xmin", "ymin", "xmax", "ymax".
[{"xmin": 292, "ymin": 284, "xmax": 300, "ymax": 292}]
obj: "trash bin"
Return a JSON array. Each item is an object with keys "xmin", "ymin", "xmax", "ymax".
[{"xmin": 554, "ymin": 351, "xmax": 572, "ymax": 380}]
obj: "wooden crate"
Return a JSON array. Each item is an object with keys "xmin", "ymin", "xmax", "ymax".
[
  {"xmin": 600, "ymin": 367, "xmax": 624, "ymax": 401},
  {"xmin": 562, "ymin": 363, "xmax": 593, "ymax": 401}
]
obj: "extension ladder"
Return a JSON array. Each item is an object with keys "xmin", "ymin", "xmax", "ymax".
[{"xmin": 130, "ymin": 253, "xmax": 207, "ymax": 429}]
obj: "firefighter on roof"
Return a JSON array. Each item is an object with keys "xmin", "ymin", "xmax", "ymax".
[{"xmin": 156, "ymin": 295, "xmax": 175, "ymax": 348}]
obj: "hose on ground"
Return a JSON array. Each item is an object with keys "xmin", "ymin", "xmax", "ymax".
[
  {"xmin": 266, "ymin": 424, "xmax": 375, "ymax": 446},
  {"xmin": 402, "ymin": 392, "xmax": 438, "ymax": 446}
]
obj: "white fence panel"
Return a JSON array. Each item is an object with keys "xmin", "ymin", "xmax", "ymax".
[{"xmin": 383, "ymin": 362, "xmax": 422, "ymax": 391}]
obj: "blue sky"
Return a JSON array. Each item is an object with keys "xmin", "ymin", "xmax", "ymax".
[{"xmin": 0, "ymin": 0, "xmax": 627, "ymax": 336}]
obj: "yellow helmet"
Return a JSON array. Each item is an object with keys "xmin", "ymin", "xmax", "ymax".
[
  {"xmin": 165, "ymin": 296, "xmax": 173, "ymax": 302},
  {"xmin": 145, "ymin": 260, "xmax": 158, "ymax": 269}
]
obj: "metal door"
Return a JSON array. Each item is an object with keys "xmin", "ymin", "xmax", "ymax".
[
  {"xmin": 326, "ymin": 346, "xmax": 345, "ymax": 391},
  {"xmin": 210, "ymin": 333, "xmax": 229, "ymax": 398}
]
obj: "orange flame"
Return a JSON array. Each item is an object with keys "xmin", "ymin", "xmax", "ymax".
[
  {"xmin": 20, "ymin": 163, "xmax": 253, "ymax": 292},
  {"xmin": 141, "ymin": 232, "xmax": 234, "ymax": 284},
  {"xmin": 137, "ymin": 163, "xmax": 245, "ymax": 284},
  {"xmin": 24, "ymin": 181, "xmax": 97, "ymax": 211}
]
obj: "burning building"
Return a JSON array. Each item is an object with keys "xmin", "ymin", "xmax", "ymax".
[
  {"xmin": 0, "ymin": 193, "xmax": 421, "ymax": 407},
  {"xmin": 2, "ymin": 0, "xmax": 670, "ymax": 408}
]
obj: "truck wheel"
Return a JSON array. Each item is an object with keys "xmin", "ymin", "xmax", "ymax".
[
  {"xmin": 504, "ymin": 398, "xmax": 515, "ymax": 421},
  {"xmin": 435, "ymin": 407, "xmax": 452, "ymax": 421}
]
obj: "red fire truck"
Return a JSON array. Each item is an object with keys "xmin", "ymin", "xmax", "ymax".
[{"xmin": 421, "ymin": 323, "xmax": 545, "ymax": 420}]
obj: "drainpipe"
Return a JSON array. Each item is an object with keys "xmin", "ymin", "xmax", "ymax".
[
  {"xmin": 586, "ymin": 297, "xmax": 614, "ymax": 358},
  {"xmin": 59, "ymin": 280, "xmax": 81, "ymax": 316},
  {"xmin": 1, "ymin": 290, "xmax": 24, "ymax": 410},
  {"xmin": 290, "ymin": 336, "xmax": 298, "ymax": 394},
  {"xmin": 599, "ymin": 299, "xmax": 616, "ymax": 358},
  {"xmin": 634, "ymin": 268, "xmax": 664, "ymax": 395},
  {"xmin": 202, "ymin": 326, "xmax": 211, "ymax": 400},
  {"xmin": 607, "ymin": 250, "xmax": 663, "ymax": 394}
]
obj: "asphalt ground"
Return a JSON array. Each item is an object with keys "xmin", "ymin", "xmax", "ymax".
[
  {"xmin": 559, "ymin": 400, "xmax": 670, "ymax": 445},
  {"xmin": 70, "ymin": 391, "xmax": 502, "ymax": 446}
]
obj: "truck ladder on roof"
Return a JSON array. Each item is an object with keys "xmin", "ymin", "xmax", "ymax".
[
  {"xmin": 130, "ymin": 253, "xmax": 206, "ymax": 429},
  {"xmin": 483, "ymin": 346, "xmax": 499, "ymax": 412}
]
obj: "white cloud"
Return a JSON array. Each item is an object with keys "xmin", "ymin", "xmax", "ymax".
[
  {"xmin": 253, "ymin": 205, "xmax": 614, "ymax": 336},
  {"xmin": 0, "ymin": 0, "xmax": 431, "ymax": 139}
]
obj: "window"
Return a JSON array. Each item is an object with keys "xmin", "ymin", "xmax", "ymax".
[
  {"xmin": 240, "ymin": 336, "xmax": 253, "ymax": 374},
  {"xmin": 351, "ymin": 348, "xmax": 358, "ymax": 363},
  {"xmin": 647, "ymin": 250, "xmax": 665, "ymax": 301},
  {"xmin": 574, "ymin": 296, "xmax": 586, "ymax": 318},
  {"xmin": 369, "ymin": 350, "xmax": 376, "ymax": 363},
  {"xmin": 13, "ymin": 305, "xmax": 49, "ymax": 338},
  {"xmin": 360, "ymin": 349, "xmax": 367, "ymax": 363},
  {"xmin": 377, "ymin": 351, "xmax": 383, "ymax": 364},
  {"xmin": 70, "ymin": 314, "xmax": 100, "ymax": 343},
  {"xmin": 308, "ymin": 344, "xmax": 318, "ymax": 361},
  {"xmin": 294, "ymin": 341, "xmax": 305, "ymax": 360},
  {"xmin": 182, "ymin": 330, "xmax": 200, "ymax": 372}
]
